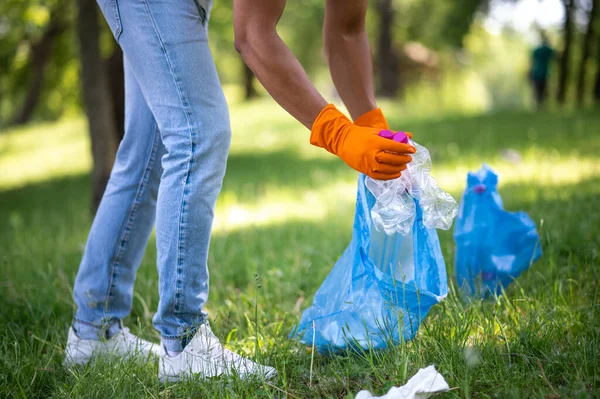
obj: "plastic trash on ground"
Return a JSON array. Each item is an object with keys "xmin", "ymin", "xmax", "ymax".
[
  {"xmin": 292, "ymin": 132, "xmax": 454, "ymax": 352},
  {"xmin": 355, "ymin": 365, "xmax": 450, "ymax": 399},
  {"xmin": 365, "ymin": 131, "xmax": 458, "ymax": 236},
  {"xmin": 454, "ymin": 164, "xmax": 543, "ymax": 297}
]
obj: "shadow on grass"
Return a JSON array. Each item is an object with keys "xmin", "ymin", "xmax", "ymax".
[{"xmin": 222, "ymin": 148, "xmax": 350, "ymax": 201}]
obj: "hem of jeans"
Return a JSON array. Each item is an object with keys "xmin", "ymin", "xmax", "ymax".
[
  {"xmin": 160, "ymin": 326, "xmax": 200, "ymax": 340},
  {"xmin": 159, "ymin": 320, "xmax": 207, "ymax": 341},
  {"xmin": 73, "ymin": 317, "xmax": 120, "ymax": 329},
  {"xmin": 161, "ymin": 334, "xmax": 186, "ymax": 340},
  {"xmin": 72, "ymin": 317, "xmax": 122, "ymax": 339}
]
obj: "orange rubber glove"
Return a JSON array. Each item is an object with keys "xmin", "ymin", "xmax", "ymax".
[
  {"xmin": 310, "ymin": 104, "xmax": 415, "ymax": 180},
  {"xmin": 354, "ymin": 107, "xmax": 413, "ymax": 139}
]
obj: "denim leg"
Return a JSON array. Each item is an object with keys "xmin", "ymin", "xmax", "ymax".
[
  {"xmin": 73, "ymin": 57, "xmax": 165, "ymax": 339},
  {"xmin": 96, "ymin": 0, "xmax": 231, "ymax": 351}
]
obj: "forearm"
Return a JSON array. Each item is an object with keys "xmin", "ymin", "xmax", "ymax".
[
  {"xmin": 324, "ymin": 0, "xmax": 376, "ymax": 121},
  {"xmin": 236, "ymin": 33, "xmax": 327, "ymax": 129},
  {"xmin": 234, "ymin": 0, "xmax": 327, "ymax": 129}
]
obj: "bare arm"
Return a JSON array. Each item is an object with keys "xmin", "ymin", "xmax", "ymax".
[
  {"xmin": 233, "ymin": 0, "xmax": 415, "ymax": 180},
  {"xmin": 233, "ymin": 0, "xmax": 327, "ymax": 129},
  {"xmin": 324, "ymin": 0, "xmax": 377, "ymax": 120}
]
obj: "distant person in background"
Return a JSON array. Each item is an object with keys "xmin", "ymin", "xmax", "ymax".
[{"xmin": 529, "ymin": 32, "xmax": 554, "ymax": 109}]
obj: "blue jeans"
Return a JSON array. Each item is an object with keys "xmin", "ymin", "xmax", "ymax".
[{"xmin": 73, "ymin": 0, "xmax": 230, "ymax": 352}]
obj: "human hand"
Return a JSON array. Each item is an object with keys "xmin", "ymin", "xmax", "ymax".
[{"xmin": 310, "ymin": 104, "xmax": 415, "ymax": 180}]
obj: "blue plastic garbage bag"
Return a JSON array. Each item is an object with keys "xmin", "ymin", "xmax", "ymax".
[
  {"xmin": 454, "ymin": 165, "xmax": 542, "ymax": 297},
  {"xmin": 291, "ymin": 174, "xmax": 448, "ymax": 352}
]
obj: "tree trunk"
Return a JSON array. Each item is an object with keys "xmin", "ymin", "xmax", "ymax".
[
  {"xmin": 595, "ymin": 44, "xmax": 600, "ymax": 102},
  {"xmin": 557, "ymin": 0, "xmax": 574, "ymax": 105},
  {"xmin": 576, "ymin": 0, "xmax": 597, "ymax": 105},
  {"xmin": 376, "ymin": 0, "xmax": 399, "ymax": 97},
  {"xmin": 106, "ymin": 46, "xmax": 125, "ymax": 141},
  {"xmin": 76, "ymin": 0, "xmax": 118, "ymax": 213},
  {"xmin": 593, "ymin": 9, "xmax": 600, "ymax": 102},
  {"xmin": 9, "ymin": 12, "xmax": 65, "ymax": 126},
  {"xmin": 243, "ymin": 59, "xmax": 258, "ymax": 100}
]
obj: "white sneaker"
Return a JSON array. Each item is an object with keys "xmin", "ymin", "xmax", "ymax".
[
  {"xmin": 158, "ymin": 324, "xmax": 277, "ymax": 382},
  {"xmin": 64, "ymin": 326, "xmax": 160, "ymax": 367}
]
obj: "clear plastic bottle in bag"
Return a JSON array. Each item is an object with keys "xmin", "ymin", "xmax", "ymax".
[{"xmin": 365, "ymin": 130, "xmax": 458, "ymax": 236}]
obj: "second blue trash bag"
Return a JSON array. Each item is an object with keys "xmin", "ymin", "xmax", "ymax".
[
  {"xmin": 454, "ymin": 165, "xmax": 542, "ymax": 297},
  {"xmin": 292, "ymin": 174, "xmax": 448, "ymax": 352}
]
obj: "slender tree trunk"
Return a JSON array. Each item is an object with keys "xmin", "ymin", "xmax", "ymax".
[
  {"xmin": 106, "ymin": 46, "xmax": 125, "ymax": 141},
  {"xmin": 376, "ymin": 0, "xmax": 399, "ymax": 97},
  {"xmin": 593, "ymin": 11, "xmax": 600, "ymax": 102},
  {"xmin": 77, "ymin": 0, "xmax": 118, "ymax": 213},
  {"xmin": 557, "ymin": 0, "xmax": 574, "ymax": 104},
  {"xmin": 242, "ymin": 59, "xmax": 258, "ymax": 100},
  {"xmin": 576, "ymin": 0, "xmax": 597, "ymax": 105},
  {"xmin": 595, "ymin": 46, "xmax": 600, "ymax": 102},
  {"xmin": 9, "ymin": 12, "xmax": 65, "ymax": 126}
]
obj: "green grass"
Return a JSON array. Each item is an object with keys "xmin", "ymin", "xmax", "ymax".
[{"xmin": 1, "ymin": 99, "xmax": 599, "ymax": 398}]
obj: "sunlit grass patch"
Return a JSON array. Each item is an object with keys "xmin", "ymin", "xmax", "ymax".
[
  {"xmin": 213, "ymin": 180, "xmax": 356, "ymax": 233},
  {"xmin": 0, "ymin": 118, "xmax": 91, "ymax": 190}
]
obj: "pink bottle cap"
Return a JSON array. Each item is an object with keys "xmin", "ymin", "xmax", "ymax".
[
  {"xmin": 378, "ymin": 130, "xmax": 395, "ymax": 139},
  {"xmin": 473, "ymin": 184, "xmax": 486, "ymax": 193},
  {"xmin": 392, "ymin": 131, "xmax": 409, "ymax": 144}
]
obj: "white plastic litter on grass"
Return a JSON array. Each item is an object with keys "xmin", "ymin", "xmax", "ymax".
[{"xmin": 355, "ymin": 365, "xmax": 449, "ymax": 399}]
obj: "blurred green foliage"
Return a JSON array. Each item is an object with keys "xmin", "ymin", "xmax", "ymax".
[
  {"xmin": 208, "ymin": 0, "xmax": 326, "ymax": 85},
  {"xmin": 0, "ymin": 0, "xmax": 80, "ymax": 123},
  {"xmin": 0, "ymin": 0, "xmax": 596, "ymax": 127},
  {"xmin": 404, "ymin": 0, "xmax": 488, "ymax": 48}
]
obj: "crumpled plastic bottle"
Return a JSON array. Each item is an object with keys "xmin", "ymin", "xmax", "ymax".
[{"xmin": 365, "ymin": 130, "xmax": 458, "ymax": 235}]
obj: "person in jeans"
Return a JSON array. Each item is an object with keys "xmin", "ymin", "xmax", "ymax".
[{"xmin": 65, "ymin": 0, "xmax": 415, "ymax": 382}]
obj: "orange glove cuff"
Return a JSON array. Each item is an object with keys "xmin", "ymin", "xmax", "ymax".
[
  {"xmin": 354, "ymin": 107, "xmax": 413, "ymax": 139},
  {"xmin": 354, "ymin": 107, "xmax": 390, "ymax": 130}
]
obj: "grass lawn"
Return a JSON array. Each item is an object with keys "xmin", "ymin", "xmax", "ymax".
[{"xmin": 1, "ymin": 99, "xmax": 599, "ymax": 398}]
